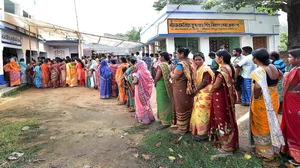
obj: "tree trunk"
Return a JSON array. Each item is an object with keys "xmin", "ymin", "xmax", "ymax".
[{"xmin": 287, "ymin": 2, "xmax": 300, "ymax": 49}]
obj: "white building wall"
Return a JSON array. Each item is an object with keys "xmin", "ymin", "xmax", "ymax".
[
  {"xmin": 199, "ymin": 37, "xmax": 211, "ymax": 65},
  {"xmin": 166, "ymin": 37, "xmax": 175, "ymax": 53}
]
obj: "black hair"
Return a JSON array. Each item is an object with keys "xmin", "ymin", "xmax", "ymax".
[
  {"xmin": 177, "ymin": 47, "xmax": 190, "ymax": 58},
  {"xmin": 233, "ymin": 48, "xmax": 242, "ymax": 55},
  {"xmin": 136, "ymin": 52, "xmax": 140, "ymax": 55},
  {"xmin": 252, "ymin": 48, "xmax": 270, "ymax": 66},
  {"xmin": 120, "ymin": 57, "xmax": 127, "ymax": 63},
  {"xmin": 32, "ymin": 59, "xmax": 36, "ymax": 63},
  {"xmin": 155, "ymin": 53, "xmax": 159, "ymax": 57},
  {"xmin": 122, "ymin": 67, "xmax": 127, "ymax": 73},
  {"xmin": 44, "ymin": 59, "xmax": 49, "ymax": 63},
  {"xmin": 270, "ymin": 51, "xmax": 280, "ymax": 60},
  {"xmin": 129, "ymin": 57, "xmax": 137, "ymax": 65},
  {"xmin": 242, "ymin": 46, "xmax": 253, "ymax": 55},
  {"xmin": 20, "ymin": 58, "xmax": 24, "ymax": 62},
  {"xmin": 291, "ymin": 46, "xmax": 300, "ymax": 50},
  {"xmin": 169, "ymin": 54, "xmax": 172, "ymax": 57},
  {"xmin": 150, "ymin": 54, "xmax": 154, "ymax": 57},
  {"xmin": 289, "ymin": 48, "xmax": 300, "ymax": 59},
  {"xmin": 208, "ymin": 52, "xmax": 216, "ymax": 57},
  {"xmin": 131, "ymin": 53, "xmax": 134, "ymax": 56},
  {"xmin": 146, "ymin": 53, "xmax": 149, "ymax": 56},
  {"xmin": 215, "ymin": 50, "xmax": 235, "ymax": 78},
  {"xmin": 76, "ymin": 58, "xmax": 85, "ymax": 68},
  {"xmin": 160, "ymin": 51, "xmax": 170, "ymax": 62},
  {"xmin": 111, "ymin": 59, "xmax": 116, "ymax": 64},
  {"xmin": 193, "ymin": 52, "xmax": 205, "ymax": 61}
]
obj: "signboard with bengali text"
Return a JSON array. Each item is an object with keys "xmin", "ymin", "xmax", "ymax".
[{"xmin": 168, "ymin": 19, "xmax": 245, "ymax": 34}]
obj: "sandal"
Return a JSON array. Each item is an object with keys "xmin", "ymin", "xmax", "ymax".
[{"xmin": 156, "ymin": 125, "xmax": 170, "ymax": 130}]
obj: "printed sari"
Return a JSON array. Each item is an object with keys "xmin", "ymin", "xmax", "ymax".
[
  {"xmin": 209, "ymin": 67, "xmax": 239, "ymax": 152},
  {"xmin": 33, "ymin": 66, "xmax": 43, "ymax": 88},
  {"xmin": 109, "ymin": 64, "xmax": 119, "ymax": 97},
  {"xmin": 281, "ymin": 67, "xmax": 300, "ymax": 163},
  {"xmin": 172, "ymin": 60, "xmax": 194, "ymax": 133},
  {"xmin": 156, "ymin": 62, "xmax": 173, "ymax": 126},
  {"xmin": 19, "ymin": 62, "xmax": 27, "ymax": 84},
  {"xmin": 190, "ymin": 64, "xmax": 214, "ymax": 138},
  {"xmin": 3, "ymin": 59, "xmax": 21, "ymax": 87},
  {"xmin": 99, "ymin": 60, "xmax": 112, "ymax": 99},
  {"xmin": 40, "ymin": 63, "xmax": 50, "ymax": 88},
  {"xmin": 116, "ymin": 63, "xmax": 129, "ymax": 104},
  {"xmin": 26, "ymin": 63, "xmax": 35, "ymax": 86},
  {"xmin": 50, "ymin": 64, "xmax": 60, "ymax": 88},
  {"xmin": 124, "ymin": 66, "xmax": 136, "ymax": 108},
  {"xmin": 133, "ymin": 61, "xmax": 155, "ymax": 124},
  {"xmin": 250, "ymin": 67, "xmax": 285, "ymax": 160},
  {"xmin": 59, "ymin": 63, "xmax": 66, "ymax": 87},
  {"xmin": 66, "ymin": 63, "xmax": 78, "ymax": 87}
]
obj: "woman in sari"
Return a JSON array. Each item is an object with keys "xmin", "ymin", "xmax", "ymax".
[
  {"xmin": 154, "ymin": 52, "xmax": 173, "ymax": 130},
  {"xmin": 40, "ymin": 59, "xmax": 50, "ymax": 88},
  {"xmin": 99, "ymin": 60, "xmax": 112, "ymax": 99},
  {"xmin": 33, "ymin": 62, "xmax": 43, "ymax": 88},
  {"xmin": 89, "ymin": 60, "xmax": 97, "ymax": 89},
  {"xmin": 250, "ymin": 48, "xmax": 284, "ymax": 161},
  {"xmin": 151, "ymin": 53, "xmax": 161, "ymax": 79},
  {"xmin": 95, "ymin": 58, "xmax": 101, "ymax": 90},
  {"xmin": 133, "ymin": 61, "xmax": 155, "ymax": 125},
  {"xmin": 190, "ymin": 52, "xmax": 214, "ymax": 141},
  {"xmin": 26, "ymin": 59, "xmax": 36, "ymax": 86},
  {"xmin": 50, "ymin": 60, "xmax": 60, "ymax": 88},
  {"xmin": 209, "ymin": 50, "xmax": 239, "ymax": 153},
  {"xmin": 76, "ymin": 58, "xmax": 85, "ymax": 87},
  {"xmin": 66, "ymin": 59, "xmax": 78, "ymax": 87},
  {"xmin": 109, "ymin": 59, "xmax": 119, "ymax": 97},
  {"xmin": 3, "ymin": 57, "xmax": 21, "ymax": 87},
  {"xmin": 19, "ymin": 58, "xmax": 27, "ymax": 84},
  {"xmin": 170, "ymin": 47, "xmax": 194, "ymax": 135},
  {"xmin": 281, "ymin": 48, "xmax": 300, "ymax": 165},
  {"xmin": 124, "ymin": 57, "xmax": 137, "ymax": 112},
  {"xmin": 116, "ymin": 57, "xmax": 129, "ymax": 105},
  {"xmin": 59, "ymin": 59, "xmax": 67, "ymax": 87}
]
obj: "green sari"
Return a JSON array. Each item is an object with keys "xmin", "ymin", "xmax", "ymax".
[
  {"xmin": 156, "ymin": 62, "xmax": 173, "ymax": 126},
  {"xmin": 124, "ymin": 66, "xmax": 136, "ymax": 108}
]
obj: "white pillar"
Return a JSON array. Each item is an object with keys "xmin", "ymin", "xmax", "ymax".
[
  {"xmin": 240, "ymin": 36, "xmax": 253, "ymax": 48},
  {"xmin": 166, "ymin": 37, "xmax": 175, "ymax": 54},
  {"xmin": 267, "ymin": 36, "xmax": 279, "ymax": 52},
  {"xmin": 155, "ymin": 41, "xmax": 160, "ymax": 53},
  {"xmin": 14, "ymin": 3, "xmax": 23, "ymax": 16},
  {"xmin": 149, "ymin": 44, "xmax": 154, "ymax": 54},
  {"xmin": 0, "ymin": 35, "xmax": 6, "ymax": 85},
  {"xmin": 199, "ymin": 37, "xmax": 211, "ymax": 65}
]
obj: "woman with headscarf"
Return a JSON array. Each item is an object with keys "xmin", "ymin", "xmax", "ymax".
[
  {"xmin": 99, "ymin": 60, "xmax": 112, "ymax": 99},
  {"xmin": 33, "ymin": 62, "xmax": 43, "ymax": 88},
  {"xmin": 59, "ymin": 59, "xmax": 67, "ymax": 87},
  {"xmin": 3, "ymin": 57, "xmax": 21, "ymax": 87},
  {"xmin": 19, "ymin": 58, "xmax": 27, "ymax": 84},
  {"xmin": 124, "ymin": 57, "xmax": 137, "ymax": 112},
  {"xmin": 95, "ymin": 58, "xmax": 101, "ymax": 91},
  {"xmin": 26, "ymin": 59, "xmax": 36, "ymax": 86},
  {"xmin": 89, "ymin": 59, "xmax": 98, "ymax": 89},
  {"xmin": 109, "ymin": 59, "xmax": 119, "ymax": 97},
  {"xmin": 116, "ymin": 57, "xmax": 129, "ymax": 105},
  {"xmin": 50, "ymin": 59, "xmax": 60, "ymax": 88},
  {"xmin": 132, "ymin": 61, "xmax": 155, "ymax": 125}
]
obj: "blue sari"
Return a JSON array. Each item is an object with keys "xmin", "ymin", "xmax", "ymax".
[
  {"xmin": 33, "ymin": 66, "xmax": 43, "ymax": 88},
  {"xmin": 99, "ymin": 60, "xmax": 112, "ymax": 99}
]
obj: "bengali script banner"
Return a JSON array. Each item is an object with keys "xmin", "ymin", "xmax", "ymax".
[{"xmin": 168, "ymin": 19, "xmax": 245, "ymax": 33}]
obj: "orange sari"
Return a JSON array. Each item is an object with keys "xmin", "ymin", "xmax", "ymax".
[
  {"xmin": 116, "ymin": 63, "xmax": 128, "ymax": 103},
  {"xmin": 66, "ymin": 63, "xmax": 78, "ymax": 87},
  {"xmin": 40, "ymin": 63, "xmax": 50, "ymax": 88},
  {"xmin": 3, "ymin": 59, "xmax": 21, "ymax": 87}
]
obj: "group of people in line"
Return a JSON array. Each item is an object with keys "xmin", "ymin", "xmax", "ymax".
[{"xmin": 3, "ymin": 45, "xmax": 300, "ymax": 165}]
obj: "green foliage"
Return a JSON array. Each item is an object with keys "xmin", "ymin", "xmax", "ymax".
[
  {"xmin": 280, "ymin": 32, "xmax": 288, "ymax": 51},
  {"xmin": 153, "ymin": 0, "xmax": 202, "ymax": 11},
  {"xmin": 116, "ymin": 27, "xmax": 142, "ymax": 42}
]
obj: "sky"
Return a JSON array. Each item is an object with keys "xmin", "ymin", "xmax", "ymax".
[{"xmin": 32, "ymin": 0, "xmax": 287, "ymax": 36}]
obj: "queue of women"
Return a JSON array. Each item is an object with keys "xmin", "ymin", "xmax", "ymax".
[{"xmin": 2, "ymin": 46, "xmax": 300, "ymax": 165}]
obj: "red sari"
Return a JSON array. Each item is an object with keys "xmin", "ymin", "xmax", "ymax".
[
  {"xmin": 281, "ymin": 67, "xmax": 300, "ymax": 163},
  {"xmin": 76, "ymin": 63, "xmax": 85, "ymax": 87},
  {"xmin": 209, "ymin": 67, "xmax": 239, "ymax": 152},
  {"xmin": 109, "ymin": 64, "xmax": 119, "ymax": 97},
  {"xmin": 40, "ymin": 63, "xmax": 50, "ymax": 88},
  {"xmin": 50, "ymin": 64, "xmax": 60, "ymax": 88}
]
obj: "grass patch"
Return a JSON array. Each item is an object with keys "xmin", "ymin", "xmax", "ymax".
[
  {"xmin": 126, "ymin": 124, "xmax": 149, "ymax": 134},
  {"xmin": 2, "ymin": 85, "xmax": 29, "ymax": 98},
  {"xmin": 0, "ymin": 119, "xmax": 43, "ymax": 167},
  {"xmin": 135, "ymin": 127, "xmax": 288, "ymax": 168}
]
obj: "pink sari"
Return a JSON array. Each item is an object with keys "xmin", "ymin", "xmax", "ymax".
[{"xmin": 133, "ymin": 61, "xmax": 155, "ymax": 124}]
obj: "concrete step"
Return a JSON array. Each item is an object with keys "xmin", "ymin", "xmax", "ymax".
[{"xmin": 0, "ymin": 84, "xmax": 27, "ymax": 97}]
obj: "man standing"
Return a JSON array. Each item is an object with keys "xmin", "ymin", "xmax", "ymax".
[
  {"xmin": 136, "ymin": 52, "xmax": 142, "ymax": 61},
  {"xmin": 234, "ymin": 46, "xmax": 255, "ymax": 106},
  {"xmin": 142, "ymin": 53, "xmax": 152, "ymax": 71},
  {"xmin": 232, "ymin": 48, "xmax": 244, "ymax": 104}
]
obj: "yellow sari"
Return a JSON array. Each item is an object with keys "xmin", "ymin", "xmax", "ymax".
[
  {"xmin": 190, "ymin": 65, "xmax": 214, "ymax": 138},
  {"xmin": 250, "ymin": 67, "xmax": 285, "ymax": 160},
  {"xmin": 66, "ymin": 63, "xmax": 78, "ymax": 87}
]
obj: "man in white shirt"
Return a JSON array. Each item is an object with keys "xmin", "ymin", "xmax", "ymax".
[
  {"xmin": 234, "ymin": 46, "xmax": 255, "ymax": 106},
  {"xmin": 135, "ymin": 52, "xmax": 142, "ymax": 61}
]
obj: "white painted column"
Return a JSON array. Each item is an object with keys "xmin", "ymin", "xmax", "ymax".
[
  {"xmin": 149, "ymin": 44, "xmax": 154, "ymax": 54},
  {"xmin": 240, "ymin": 36, "xmax": 253, "ymax": 48},
  {"xmin": 166, "ymin": 37, "xmax": 175, "ymax": 54},
  {"xmin": 14, "ymin": 3, "xmax": 23, "ymax": 16},
  {"xmin": 267, "ymin": 35, "xmax": 279, "ymax": 52},
  {"xmin": 199, "ymin": 37, "xmax": 211, "ymax": 65},
  {"xmin": 155, "ymin": 41, "xmax": 160, "ymax": 53}
]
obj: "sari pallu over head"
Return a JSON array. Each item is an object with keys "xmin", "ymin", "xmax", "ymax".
[
  {"xmin": 135, "ymin": 61, "xmax": 153, "ymax": 105},
  {"xmin": 250, "ymin": 67, "xmax": 285, "ymax": 155},
  {"xmin": 100, "ymin": 60, "xmax": 112, "ymax": 98}
]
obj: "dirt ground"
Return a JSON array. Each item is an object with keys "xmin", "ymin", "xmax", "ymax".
[{"xmin": 0, "ymin": 87, "xmax": 251, "ymax": 168}]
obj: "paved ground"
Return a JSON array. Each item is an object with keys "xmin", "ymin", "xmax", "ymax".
[{"xmin": 0, "ymin": 87, "xmax": 251, "ymax": 168}]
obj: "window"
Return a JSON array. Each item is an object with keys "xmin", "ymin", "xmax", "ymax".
[{"xmin": 4, "ymin": 0, "xmax": 15, "ymax": 14}]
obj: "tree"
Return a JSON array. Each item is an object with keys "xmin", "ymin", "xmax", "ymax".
[
  {"xmin": 153, "ymin": 0, "xmax": 202, "ymax": 11},
  {"xmin": 116, "ymin": 27, "xmax": 142, "ymax": 42},
  {"xmin": 280, "ymin": 32, "xmax": 288, "ymax": 51},
  {"xmin": 201, "ymin": 0, "xmax": 300, "ymax": 49}
]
